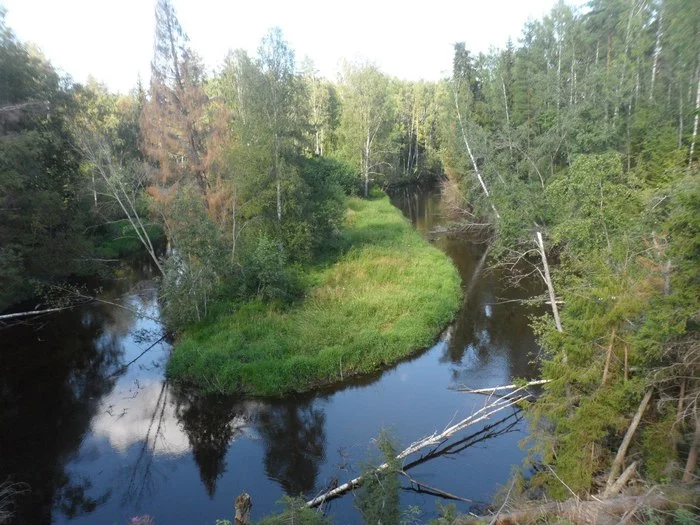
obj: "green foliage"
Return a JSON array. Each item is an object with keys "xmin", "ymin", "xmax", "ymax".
[
  {"xmin": 167, "ymin": 196, "xmax": 462, "ymax": 395},
  {"xmin": 429, "ymin": 502, "xmax": 458, "ymax": 525},
  {"xmin": 546, "ymin": 153, "xmax": 639, "ymax": 256},
  {"xmin": 160, "ymin": 188, "xmax": 230, "ymax": 329},
  {"xmin": 355, "ymin": 431, "xmax": 401, "ymax": 525},
  {"xmin": 256, "ymin": 496, "xmax": 330, "ymax": 525},
  {"xmin": 0, "ymin": 12, "xmax": 96, "ymax": 311},
  {"xmin": 238, "ymin": 234, "xmax": 299, "ymax": 302}
]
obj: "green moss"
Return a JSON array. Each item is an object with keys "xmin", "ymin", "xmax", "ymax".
[{"xmin": 167, "ymin": 195, "xmax": 462, "ymax": 396}]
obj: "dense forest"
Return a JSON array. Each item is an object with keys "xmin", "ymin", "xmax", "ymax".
[{"xmin": 1, "ymin": 0, "xmax": 698, "ymax": 521}]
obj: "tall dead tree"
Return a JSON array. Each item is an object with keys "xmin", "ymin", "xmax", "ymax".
[{"xmin": 140, "ymin": 0, "xmax": 210, "ymax": 205}]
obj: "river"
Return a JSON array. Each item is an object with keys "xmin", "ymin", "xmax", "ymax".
[{"xmin": 0, "ymin": 185, "xmax": 542, "ymax": 525}]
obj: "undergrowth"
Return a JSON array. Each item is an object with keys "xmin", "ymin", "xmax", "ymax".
[{"xmin": 167, "ymin": 195, "xmax": 462, "ymax": 396}]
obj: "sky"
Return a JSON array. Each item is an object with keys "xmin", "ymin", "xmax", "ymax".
[{"xmin": 2, "ymin": 0, "xmax": 586, "ymax": 93}]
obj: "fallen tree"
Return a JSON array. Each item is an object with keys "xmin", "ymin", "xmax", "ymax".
[
  {"xmin": 307, "ymin": 391, "xmax": 528, "ymax": 507},
  {"xmin": 454, "ymin": 379, "xmax": 550, "ymax": 395}
]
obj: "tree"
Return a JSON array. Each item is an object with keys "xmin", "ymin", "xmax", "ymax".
[
  {"xmin": 0, "ymin": 11, "xmax": 91, "ymax": 311},
  {"xmin": 256, "ymin": 28, "xmax": 302, "ymax": 222},
  {"xmin": 140, "ymin": 0, "xmax": 210, "ymax": 210},
  {"xmin": 336, "ymin": 61, "xmax": 392, "ymax": 197}
]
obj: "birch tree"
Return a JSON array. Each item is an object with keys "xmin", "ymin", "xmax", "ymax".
[
  {"xmin": 337, "ymin": 61, "xmax": 392, "ymax": 197},
  {"xmin": 256, "ymin": 28, "xmax": 299, "ymax": 221}
]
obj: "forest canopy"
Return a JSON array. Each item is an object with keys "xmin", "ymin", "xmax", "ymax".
[{"xmin": 0, "ymin": 0, "xmax": 698, "ymax": 510}]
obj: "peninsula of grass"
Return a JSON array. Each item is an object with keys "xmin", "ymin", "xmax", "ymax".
[{"xmin": 167, "ymin": 195, "xmax": 462, "ymax": 396}]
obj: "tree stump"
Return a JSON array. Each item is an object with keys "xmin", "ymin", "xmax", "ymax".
[{"xmin": 234, "ymin": 492, "xmax": 252, "ymax": 525}]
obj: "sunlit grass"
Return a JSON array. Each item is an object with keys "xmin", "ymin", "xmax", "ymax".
[{"xmin": 167, "ymin": 195, "xmax": 462, "ymax": 396}]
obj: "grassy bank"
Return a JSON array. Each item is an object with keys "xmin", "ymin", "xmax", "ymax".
[{"xmin": 167, "ymin": 195, "xmax": 462, "ymax": 396}]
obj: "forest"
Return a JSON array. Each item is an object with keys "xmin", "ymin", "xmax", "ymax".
[{"xmin": 1, "ymin": 0, "xmax": 698, "ymax": 522}]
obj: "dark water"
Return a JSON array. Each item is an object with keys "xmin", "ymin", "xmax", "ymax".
[{"xmin": 1, "ymin": 186, "xmax": 542, "ymax": 525}]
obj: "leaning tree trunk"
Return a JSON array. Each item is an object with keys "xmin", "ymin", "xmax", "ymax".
[
  {"xmin": 452, "ymin": 86, "xmax": 500, "ymax": 218},
  {"xmin": 604, "ymin": 389, "xmax": 653, "ymax": 496},
  {"xmin": 536, "ymin": 232, "xmax": 563, "ymax": 333}
]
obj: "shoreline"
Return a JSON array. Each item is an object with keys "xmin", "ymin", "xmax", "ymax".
[{"xmin": 166, "ymin": 195, "xmax": 463, "ymax": 397}]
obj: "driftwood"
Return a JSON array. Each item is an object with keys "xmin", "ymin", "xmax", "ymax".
[
  {"xmin": 307, "ymin": 393, "xmax": 527, "ymax": 507},
  {"xmin": 454, "ymin": 379, "xmax": 550, "ymax": 395},
  {"xmin": 452, "ymin": 485, "xmax": 700, "ymax": 525}
]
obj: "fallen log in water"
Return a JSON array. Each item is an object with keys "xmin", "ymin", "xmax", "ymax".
[
  {"xmin": 453, "ymin": 379, "xmax": 550, "ymax": 395},
  {"xmin": 306, "ymin": 392, "xmax": 528, "ymax": 507}
]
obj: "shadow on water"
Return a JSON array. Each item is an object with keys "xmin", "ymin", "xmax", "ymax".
[{"xmin": 1, "ymin": 184, "xmax": 543, "ymax": 525}]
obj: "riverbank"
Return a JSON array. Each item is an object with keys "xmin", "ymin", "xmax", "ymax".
[{"xmin": 167, "ymin": 195, "xmax": 462, "ymax": 396}]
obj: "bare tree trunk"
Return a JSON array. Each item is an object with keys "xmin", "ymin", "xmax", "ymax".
[
  {"xmin": 307, "ymin": 393, "xmax": 526, "ymax": 507},
  {"xmin": 606, "ymin": 460, "xmax": 638, "ymax": 497},
  {"xmin": 602, "ymin": 327, "xmax": 617, "ymax": 385},
  {"xmin": 689, "ymin": 63, "xmax": 700, "ymax": 168},
  {"xmin": 536, "ymin": 232, "xmax": 563, "ymax": 333},
  {"xmin": 76, "ymin": 133, "xmax": 164, "ymax": 275},
  {"xmin": 604, "ymin": 389, "xmax": 653, "ymax": 496},
  {"xmin": 452, "ymin": 87, "xmax": 500, "ymax": 218},
  {"xmin": 557, "ymin": 40, "xmax": 562, "ymax": 115},
  {"xmin": 650, "ymin": 10, "xmax": 663, "ymax": 101},
  {"xmin": 677, "ymin": 379, "xmax": 686, "ymax": 422},
  {"xmin": 231, "ymin": 190, "xmax": 237, "ymax": 263},
  {"xmin": 679, "ymin": 81, "xmax": 684, "ymax": 149},
  {"xmin": 275, "ymin": 134, "xmax": 282, "ymax": 221},
  {"xmin": 501, "ymin": 78, "xmax": 510, "ymax": 129},
  {"xmin": 682, "ymin": 405, "xmax": 699, "ymax": 483},
  {"xmin": 92, "ymin": 172, "xmax": 97, "ymax": 207},
  {"xmin": 364, "ymin": 131, "xmax": 370, "ymax": 197},
  {"xmin": 0, "ymin": 306, "xmax": 75, "ymax": 320}
]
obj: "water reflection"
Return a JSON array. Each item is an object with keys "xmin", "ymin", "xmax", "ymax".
[
  {"xmin": 256, "ymin": 401, "xmax": 326, "ymax": 496},
  {"xmin": 174, "ymin": 391, "xmax": 256, "ymax": 498},
  {"xmin": 2, "ymin": 185, "xmax": 542, "ymax": 525},
  {"xmin": 390, "ymin": 185, "xmax": 539, "ymax": 389},
  {"xmin": 0, "ymin": 290, "xmax": 128, "ymax": 523},
  {"xmin": 92, "ymin": 379, "xmax": 187, "ymax": 456}
]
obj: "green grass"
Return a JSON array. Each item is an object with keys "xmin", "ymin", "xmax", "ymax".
[{"xmin": 167, "ymin": 195, "xmax": 462, "ymax": 396}]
